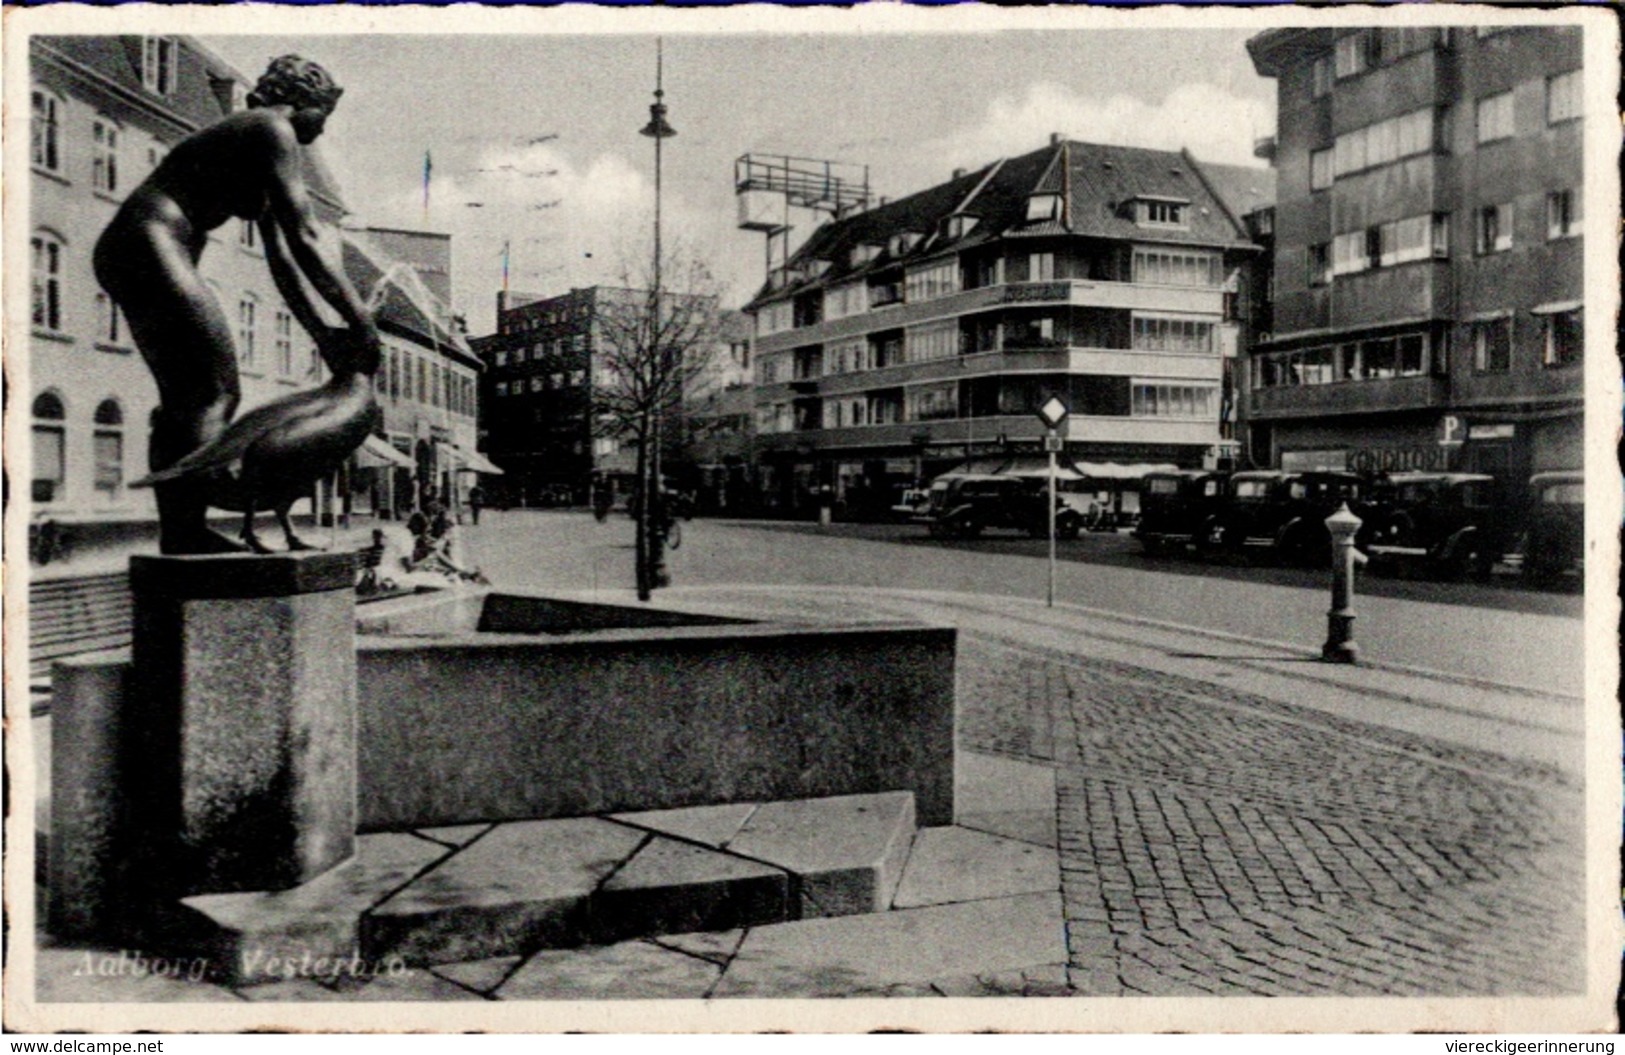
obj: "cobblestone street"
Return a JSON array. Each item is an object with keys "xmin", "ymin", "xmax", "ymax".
[{"xmin": 958, "ymin": 632, "xmax": 1585, "ymax": 997}]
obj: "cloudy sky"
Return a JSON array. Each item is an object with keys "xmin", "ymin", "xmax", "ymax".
[{"xmin": 198, "ymin": 18, "xmax": 1276, "ymax": 336}]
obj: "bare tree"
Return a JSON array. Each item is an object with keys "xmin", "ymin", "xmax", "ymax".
[{"xmin": 591, "ymin": 251, "xmax": 723, "ymax": 600}]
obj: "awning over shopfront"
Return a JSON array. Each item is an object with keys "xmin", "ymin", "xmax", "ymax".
[
  {"xmin": 1071, "ymin": 461, "xmax": 1180, "ymax": 480},
  {"xmin": 356, "ymin": 435, "xmax": 416, "ymax": 469},
  {"xmin": 1529, "ymin": 299, "xmax": 1583, "ymax": 316},
  {"xmin": 439, "ymin": 442, "xmax": 505, "ymax": 475}
]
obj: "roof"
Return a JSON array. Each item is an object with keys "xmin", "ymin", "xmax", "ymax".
[
  {"xmin": 746, "ymin": 138, "xmax": 1264, "ymax": 311},
  {"xmin": 35, "ymin": 36, "xmax": 348, "ymax": 216}
]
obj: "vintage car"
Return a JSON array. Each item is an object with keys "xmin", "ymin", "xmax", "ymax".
[
  {"xmin": 917, "ymin": 474, "xmax": 1084, "ymax": 539},
  {"xmin": 1203, "ymin": 470, "xmax": 1366, "ymax": 566},
  {"xmin": 1522, "ymin": 470, "xmax": 1585, "ymax": 584},
  {"xmin": 889, "ymin": 487, "xmax": 931, "ymax": 522},
  {"xmin": 1358, "ymin": 472, "xmax": 1508, "ymax": 580},
  {"xmin": 1135, "ymin": 470, "xmax": 1231, "ymax": 555}
]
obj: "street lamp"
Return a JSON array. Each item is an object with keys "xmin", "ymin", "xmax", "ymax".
[{"xmin": 638, "ymin": 39, "xmax": 677, "ymax": 596}]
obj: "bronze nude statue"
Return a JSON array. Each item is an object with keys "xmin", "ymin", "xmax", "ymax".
[{"xmin": 96, "ymin": 55, "xmax": 381, "ymax": 555}]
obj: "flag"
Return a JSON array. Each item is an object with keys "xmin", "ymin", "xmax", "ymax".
[
  {"xmin": 422, "ymin": 150, "xmax": 433, "ymax": 217},
  {"xmin": 501, "ymin": 239, "xmax": 510, "ymax": 296}
]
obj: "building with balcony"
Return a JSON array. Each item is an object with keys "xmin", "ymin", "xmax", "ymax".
[
  {"xmin": 26, "ymin": 35, "xmax": 479, "ymax": 548},
  {"xmin": 1245, "ymin": 25, "xmax": 1583, "ymax": 486},
  {"xmin": 741, "ymin": 136, "xmax": 1272, "ymax": 517}
]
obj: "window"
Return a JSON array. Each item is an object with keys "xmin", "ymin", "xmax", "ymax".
[
  {"xmin": 1310, "ymin": 148, "xmax": 1333, "ymax": 191},
  {"xmin": 496, "ymin": 382, "xmax": 509, "ymax": 397},
  {"xmin": 945, "ymin": 214, "xmax": 978, "ymax": 239},
  {"xmin": 1473, "ymin": 317, "xmax": 1512, "ymax": 372},
  {"xmin": 142, "ymin": 37, "xmax": 178, "ymax": 96},
  {"xmin": 93, "ymin": 399, "xmax": 124, "ymax": 497},
  {"xmin": 1547, "ymin": 189, "xmax": 1579, "ymax": 239},
  {"xmin": 1133, "ymin": 248, "xmax": 1221, "ymax": 287},
  {"xmin": 33, "ymin": 392, "xmax": 67, "ymax": 504},
  {"xmin": 1140, "ymin": 200, "xmax": 1187, "ymax": 227},
  {"xmin": 907, "ymin": 382, "xmax": 958, "ymax": 421},
  {"xmin": 275, "ymin": 312, "xmax": 294, "ymax": 376},
  {"xmin": 1132, "ymin": 316, "xmax": 1214, "ymax": 354},
  {"xmin": 1028, "ymin": 253, "xmax": 1055, "ymax": 282},
  {"xmin": 1431, "ymin": 213, "xmax": 1451, "ymax": 258},
  {"xmin": 237, "ymin": 296, "xmax": 258, "ymax": 367},
  {"xmin": 32, "ymin": 89, "xmax": 61, "ymax": 172},
  {"xmin": 1312, "ymin": 55, "xmax": 1333, "ymax": 98},
  {"xmin": 905, "ymin": 321, "xmax": 959, "ymax": 363},
  {"xmin": 1546, "ymin": 70, "xmax": 1581, "ymax": 124},
  {"xmin": 1332, "ymin": 230, "xmax": 1370, "ymax": 276},
  {"xmin": 32, "ymin": 232, "xmax": 63, "ymax": 332},
  {"xmin": 1307, "ymin": 243, "xmax": 1331, "ymax": 287},
  {"xmin": 1334, "ymin": 32, "xmax": 1373, "ymax": 79},
  {"xmin": 1334, "ymin": 108, "xmax": 1433, "ymax": 176},
  {"xmin": 495, "ymin": 350, "xmax": 508, "ymax": 367},
  {"xmin": 905, "ymin": 260, "xmax": 959, "ymax": 302},
  {"xmin": 388, "ymin": 351, "xmax": 400, "ymax": 400},
  {"xmin": 94, "ymin": 292, "xmax": 124, "ymax": 347},
  {"xmin": 92, "ymin": 118, "xmax": 119, "ymax": 194},
  {"xmin": 1131, "ymin": 383, "xmax": 1214, "ymax": 419},
  {"xmin": 825, "ymin": 281, "xmax": 867, "ymax": 320},
  {"xmin": 1475, "ymin": 203, "xmax": 1512, "ymax": 254},
  {"xmin": 1543, "ymin": 308, "xmax": 1582, "ymax": 367},
  {"xmin": 1026, "ymin": 194, "xmax": 1061, "ymax": 223},
  {"xmin": 239, "ymin": 219, "xmax": 258, "ymax": 249},
  {"xmin": 1476, "ymin": 91, "xmax": 1514, "ymax": 144},
  {"xmin": 1377, "ymin": 215, "xmax": 1433, "ymax": 266}
]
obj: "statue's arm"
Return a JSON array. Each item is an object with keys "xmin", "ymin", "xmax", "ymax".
[
  {"xmin": 260, "ymin": 217, "xmax": 332, "ymax": 344},
  {"xmin": 260, "ymin": 120, "xmax": 378, "ymax": 344}
]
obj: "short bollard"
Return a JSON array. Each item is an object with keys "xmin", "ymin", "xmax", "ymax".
[{"xmin": 1322, "ymin": 503, "xmax": 1368, "ymax": 664}]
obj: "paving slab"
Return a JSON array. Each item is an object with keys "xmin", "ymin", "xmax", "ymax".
[
  {"xmin": 649, "ymin": 929, "xmax": 745, "ymax": 967},
  {"xmin": 178, "ymin": 833, "xmax": 450, "ymax": 985},
  {"xmin": 724, "ymin": 791, "xmax": 915, "ymax": 918},
  {"xmin": 429, "ymin": 956, "xmax": 523, "ymax": 995},
  {"xmin": 892, "ymin": 827, "xmax": 1059, "ymax": 909},
  {"xmin": 593, "ymin": 836, "xmax": 787, "ymax": 944},
  {"xmin": 712, "ymin": 891, "xmax": 1066, "ymax": 998},
  {"xmin": 238, "ymin": 968, "xmax": 483, "ymax": 1002},
  {"xmin": 956, "ymin": 751, "xmax": 1057, "ymax": 848},
  {"xmin": 496, "ymin": 940, "xmax": 722, "ymax": 1000},
  {"xmin": 609, "ymin": 803, "xmax": 758, "ymax": 847},
  {"xmin": 363, "ymin": 818, "xmax": 646, "ymax": 966},
  {"xmin": 34, "ymin": 945, "xmax": 242, "ymax": 1003},
  {"xmin": 415, "ymin": 823, "xmax": 493, "ymax": 848}
]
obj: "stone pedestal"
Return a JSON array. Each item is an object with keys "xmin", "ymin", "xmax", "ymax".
[{"xmin": 128, "ymin": 552, "xmax": 358, "ymax": 898}]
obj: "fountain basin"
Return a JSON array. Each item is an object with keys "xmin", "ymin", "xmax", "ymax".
[{"xmin": 354, "ymin": 590, "xmax": 957, "ymax": 829}]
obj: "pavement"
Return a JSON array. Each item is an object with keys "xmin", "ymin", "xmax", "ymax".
[{"xmin": 22, "ymin": 512, "xmax": 1599, "ymax": 1010}]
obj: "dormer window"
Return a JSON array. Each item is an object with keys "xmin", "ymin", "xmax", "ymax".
[
  {"xmin": 1136, "ymin": 197, "xmax": 1190, "ymax": 229},
  {"xmin": 944, "ymin": 213, "xmax": 979, "ymax": 240},
  {"xmin": 888, "ymin": 232, "xmax": 919, "ymax": 257},
  {"xmin": 142, "ymin": 37, "xmax": 178, "ymax": 97},
  {"xmin": 1025, "ymin": 194, "xmax": 1062, "ymax": 223},
  {"xmin": 851, "ymin": 243, "xmax": 881, "ymax": 267}
]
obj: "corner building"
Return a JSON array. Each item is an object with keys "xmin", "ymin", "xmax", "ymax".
[
  {"xmin": 1245, "ymin": 25, "xmax": 1584, "ymax": 484},
  {"xmin": 744, "ymin": 137, "xmax": 1271, "ymax": 517}
]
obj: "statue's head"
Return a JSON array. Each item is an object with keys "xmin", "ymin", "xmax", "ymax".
[{"xmin": 248, "ymin": 56, "xmax": 344, "ymax": 140}]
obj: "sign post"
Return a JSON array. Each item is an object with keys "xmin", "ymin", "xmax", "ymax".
[{"xmin": 1036, "ymin": 398, "xmax": 1070, "ymax": 608}]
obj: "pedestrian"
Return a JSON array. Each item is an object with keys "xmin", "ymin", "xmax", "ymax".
[{"xmin": 467, "ymin": 483, "xmax": 485, "ymax": 525}]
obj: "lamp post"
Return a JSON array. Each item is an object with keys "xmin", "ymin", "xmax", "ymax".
[{"xmin": 639, "ymin": 39, "xmax": 676, "ymax": 597}]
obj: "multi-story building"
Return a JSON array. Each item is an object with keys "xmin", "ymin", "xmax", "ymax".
[
  {"xmin": 472, "ymin": 286, "xmax": 725, "ymax": 506},
  {"xmin": 742, "ymin": 136, "xmax": 1272, "ymax": 518},
  {"xmin": 25, "ymin": 35, "xmax": 478, "ymax": 547},
  {"xmin": 683, "ymin": 310, "xmax": 757, "ymax": 513},
  {"xmin": 1244, "ymin": 25, "xmax": 1583, "ymax": 488}
]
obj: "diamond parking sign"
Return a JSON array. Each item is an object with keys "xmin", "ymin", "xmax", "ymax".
[{"xmin": 1036, "ymin": 397, "xmax": 1069, "ymax": 429}]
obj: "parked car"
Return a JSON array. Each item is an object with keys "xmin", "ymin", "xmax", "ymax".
[
  {"xmin": 890, "ymin": 487, "xmax": 931, "ymax": 522},
  {"xmin": 917, "ymin": 474, "xmax": 1084, "ymax": 539},
  {"xmin": 1522, "ymin": 470, "xmax": 1584, "ymax": 585},
  {"xmin": 1136, "ymin": 470, "xmax": 1230, "ymax": 555},
  {"xmin": 1204, "ymin": 470, "xmax": 1366, "ymax": 566},
  {"xmin": 1359, "ymin": 472, "xmax": 1507, "ymax": 580}
]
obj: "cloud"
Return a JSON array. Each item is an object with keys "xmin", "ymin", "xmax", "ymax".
[{"xmin": 897, "ymin": 80, "xmax": 1273, "ymax": 193}]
